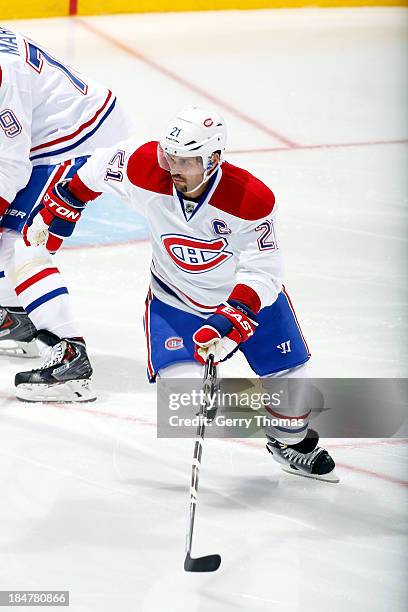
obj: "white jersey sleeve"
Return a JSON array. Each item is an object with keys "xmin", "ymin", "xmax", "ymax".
[
  {"xmin": 75, "ymin": 138, "xmax": 147, "ymax": 214},
  {"xmin": 0, "ymin": 58, "xmax": 33, "ymax": 205},
  {"xmin": 234, "ymin": 209, "xmax": 283, "ymax": 309}
]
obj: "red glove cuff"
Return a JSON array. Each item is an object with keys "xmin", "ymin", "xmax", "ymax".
[
  {"xmin": 228, "ymin": 284, "xmax": 261, "ymax": 314},
  {"xmin": 46, "ymin": 234, "xmax": 64, "ymax": 253},
  {"xmin": 70, "ymin": 174, "xmax": 102, "ymax": 202}
]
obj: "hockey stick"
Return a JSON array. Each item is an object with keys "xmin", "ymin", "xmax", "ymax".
[{"xmin": 184, "ymin": 353, "xmax": 221, "ymax": 572}]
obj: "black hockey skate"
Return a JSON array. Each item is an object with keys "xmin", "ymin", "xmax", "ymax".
[
  {"xmin": 0, "ymin": 306, "xmax": 40, "ymax": 358},
  {"xmin": 266, "ymin": 428, "xmax": 339, "ymax": 483},
  {"xmin": 15, "ymin": 332, "xmax": 96, "ymax": 403}
]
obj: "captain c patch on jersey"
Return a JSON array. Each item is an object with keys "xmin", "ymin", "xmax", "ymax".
[{"xmin": 161, "ymin": 234, "xmax": 233, "ymax": 274}]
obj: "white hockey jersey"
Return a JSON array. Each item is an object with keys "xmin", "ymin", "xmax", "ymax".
[
  {"xmin": 0, "ymin": 25, "xmax": 132, "ymax": 209},
  {"xmin": 71, "ymin": 140, "xmax": 284, "ymax": 315}
]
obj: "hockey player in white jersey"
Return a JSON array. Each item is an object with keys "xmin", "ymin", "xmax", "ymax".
[
  {"xmin": 23, "ymin": 106, "xmax": 338, "ymax": 481},
  {"xmin": 0, "ymin": 25, "xmax": 134, "ymax": 401}
]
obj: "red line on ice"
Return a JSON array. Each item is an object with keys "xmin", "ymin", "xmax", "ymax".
[
  {"xmin": 74, "ymin": 19, "xmax": 297, "ymax": 148},
  {"xmin": 2, "ymin": 396, "xmax": 407, "ymax": 487},
  {"xmin": 3, "ymin": 389, "xmax": 406, "ymax": 488},
  {"xmin": 221, "ymin": 437, "xmax": 408, "ymax": 486},
  {"xmin": 228, "ymin": 139, "xmax": 408, "ymax": 155},
  {"xmin": 335, "ymin": 462, "xmax": 408, "ymax": 487}
]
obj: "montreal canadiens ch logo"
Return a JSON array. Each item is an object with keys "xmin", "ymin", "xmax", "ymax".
[
  {"xmin": 165, "ymin": 337, "xmax": 184, "ymax": 350},
  {"xmin": 162, "ymin": 234, "xmax": 233, "ymax": 274}
]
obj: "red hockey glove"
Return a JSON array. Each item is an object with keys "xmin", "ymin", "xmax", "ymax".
[
  {"xmin": 23, "ymin": 180, "xmax": 87, "ymax": 253},
  {"xmin": 193, "ymin": 300, "xmax": 258, "ymax": 365}
]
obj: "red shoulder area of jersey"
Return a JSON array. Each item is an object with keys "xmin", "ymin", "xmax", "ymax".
[
  {"xmin": 210, "ymin": 161, "xmax": 275, "ymax": 221},
  {"xmin": 127, "ymin": 141, "xmax": 173, "ymax": 196}
]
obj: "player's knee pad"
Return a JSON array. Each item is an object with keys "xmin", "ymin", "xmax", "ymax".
[{"xmin": 9, "ymin": 233, "xmax": 54, "ymax": 286}]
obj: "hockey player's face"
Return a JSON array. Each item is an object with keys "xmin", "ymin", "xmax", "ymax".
[{"xmin": 166, "ymin": 155, "xmax": 205, "ymax": 193}]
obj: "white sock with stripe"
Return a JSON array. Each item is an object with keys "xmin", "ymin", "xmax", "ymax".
[
  {"xmin": 262, "ymin": 362, "xmax": 311, "ymax": 445},
  {"xmin": 2, "ymin": 230, "xmax": 80, "ymax": 338}
]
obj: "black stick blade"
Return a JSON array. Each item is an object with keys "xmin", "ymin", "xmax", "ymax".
[{"xmin": 184, "ymin": 552, "xmax": 221, "ymax": 572}]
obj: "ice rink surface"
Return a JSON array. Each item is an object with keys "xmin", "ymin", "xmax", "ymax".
[{"xmin": 1, "ymin": 7, "xmax": 407, "ymax": 611}]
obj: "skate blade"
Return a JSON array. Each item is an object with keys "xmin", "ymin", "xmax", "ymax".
[
  {"xmin": 0, "ymin": 339, "xmax": 40, "ymax": 358},
  {"xmin": 282, "ymin": 465, "xmax": 340, "ymax": 483},
  {"xmin": 16, "ymin": 379, "xmax": 97, "ymax": 403}
]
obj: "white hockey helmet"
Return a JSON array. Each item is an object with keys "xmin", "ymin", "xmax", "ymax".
[{"xmin": 158, "ymin": 106, "xmax": 227, "ymax": 189}]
